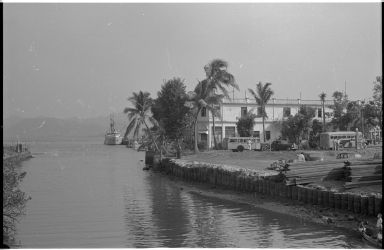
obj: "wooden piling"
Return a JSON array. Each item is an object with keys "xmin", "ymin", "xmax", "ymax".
[
  {"xmin": 348, "ymin": 193, "xmax": 354, "ymax": 212},
  {"xmin": 341, "ymin": 193, "xmax": 348, "ymax": 211},
  {"xmin": 329, "ymin": 192, "xmax": 335, "ymax": 209},
  {"xmin": 312, "ymin": 189, "xmax": 319, "ymax": 205},
  {"xmin": 292, "ymin": 186, "xmax": 298, "ymax": 200},
  {"xmin": 307, "ymin": 188, "xmax": 313, "ymax": 204},
  {"xmin": 368, "ymin": 195, "xmax": 375, "ymax": 216},
  {"xmin": 297, "ymin": 186, "xmax": 304, "ymax": 202},
  {"xmin": 374, "ymin": 196, "xmax": 382, "ymax": 216},
  {"xmin": 334, "ymin": 193, "xmax": 341, "ymax": 210},
  {"xmin": 361, "ymin": 195, "xmax": 369, "ymax": 215},
  {"xmin": 354, "ymin": 195, "xmax": 361, "ymax": 214},
  {"xmin": 262, "ymin": 179, "xmax": 267, "ymax": 194},
  {"xmin": 318, "ymin": 190, "xmax": 324, "ymax": 206},
  {"xmin": 287, "ymin": 186, "xmax": 293, "ymax": 199},
  {"xmin": 322, "ymin": 191, "xmax": 329, "ymax": 207}
]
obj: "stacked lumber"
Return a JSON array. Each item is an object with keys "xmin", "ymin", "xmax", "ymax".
[
  {"xmin": 343, "ymin": 160, "xmax": 382, "ymax": 189},
  {"xmin": 281, "ymin": 161, "xmax": 346, "ymax": 186}
]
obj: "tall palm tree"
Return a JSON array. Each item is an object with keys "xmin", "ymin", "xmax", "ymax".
[
  {"xmin": 123, "ymin": 91, "xmax": 160, "ymax": 153},
  {"xmin": 248, "ymin": 82, "xmax": 274, "ymax": 143},
  {"xmin": 188, "ymin": 80, "xmax": 211, "ymax": 153},
  {"xmin": 319, "ymin": 92, "xmax": 327, "ymax": 132},
  {"xmin": 204, "ymin": 59, "xmax": 239, "ymax": 149}
]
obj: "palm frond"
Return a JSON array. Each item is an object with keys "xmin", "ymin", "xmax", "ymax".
[{"xmin": 148, "ymin": 116, "xmax": 159, "ymax": 127}]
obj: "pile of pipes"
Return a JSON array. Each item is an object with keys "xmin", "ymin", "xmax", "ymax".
[
  {"xmin": 343, "ymin": 160, "xmax": 382, "ymax": 189},
  {"xmin": 281, "ymin": 160, "xmax": 346, "ymax": 186}
]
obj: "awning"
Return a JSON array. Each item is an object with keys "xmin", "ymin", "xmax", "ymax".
[{"xmin": 198, "ymin": 131, "xmax": 208, "ymax": 134}]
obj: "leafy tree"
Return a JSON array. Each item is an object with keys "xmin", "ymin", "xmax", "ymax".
[
  {"xmin": 309, "ymin": 119, "xmax": 323, "ymax": 148},
  {"xmin": 281, "ymin": 106, "xmax": 316, "ymax": 144},
  {"xmin": 204, "ymin": 59, "xmax": 238, "ymax": 149},
  {"xmin": 362, "ymin": 101, "xmax": 381, "ymax": 131},
  {"xmin": 151, "ymin": 78, "xmax": 191, "ymax": 150},
  {"xmin": 187, "ymin": 80, "xmax": 224, "ymax": 152},
  {"xmin": 372, "ymin": 76, "xmax": 382, "ymax": 128},
  {"xmin": 3, "ymin": 159, "xmax": 30, "ymax": 246},
  {"xmin": 236, "ymin": 111, "xmax": 257, "ymax": 137},
  {"xmin": 123, "ymin": 91, "xmax": 160, "ymax": 153},
  {"xmin": 319, "ymin": 92, "xmax": 327, "ymax": 132},
  {"xmin": 248, "ymin": 82, "xmax": 274, "ymax": 142},
  {"xmin": 330, "ymin": 91, "xmax": 349, "ymax": 130}
]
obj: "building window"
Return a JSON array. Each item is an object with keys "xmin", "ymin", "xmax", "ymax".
[
  {"xmin": 257, "ymin": 107, "xmax": 263, "ymax": 117},
  {"xmin": 283, "ymin": 107, "xmax": 291, "ymax": 117},
  {"xmin": 241, "ymin": 107, "xmax": 247, "ymax": 117},
  {"xmin": 201, "ymin": 107, "xmax": 206, "ymax": 117},
  {"xmin": 225, "ymin": 126, "xmax": 236, "ymax": 138},
  {"xmin": 317, "ymin": 108, "xmax": 322, "ymax": 118},
  {"xmin": 266, "ymin": 131, "xmax": 271, "ymax": 141},
  {"xmin": 212, "ymin": 126, "xmax": 223, "ymax": 143},
  {"xmin": 253, "ymin": 131, "xmax": 260, "ymax": 138}
]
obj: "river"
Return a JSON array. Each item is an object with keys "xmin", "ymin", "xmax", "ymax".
[{"xmin": 14, "ymin": 137, "xmax": 371, "ymax": 248}]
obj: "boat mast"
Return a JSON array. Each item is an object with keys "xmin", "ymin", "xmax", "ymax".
[{"xmin": 110, "ymin": 114, "xmax": 115, "ymax": 133}]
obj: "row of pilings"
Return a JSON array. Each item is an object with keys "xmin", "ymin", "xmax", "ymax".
[{"xmin": 159, "ymin": 158, "xmax": 382, "ymax": 217}]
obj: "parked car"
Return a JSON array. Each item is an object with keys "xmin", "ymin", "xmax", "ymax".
[{"xmin": 271, "ymin": 140, "xmax": 297, "ymax": 151}]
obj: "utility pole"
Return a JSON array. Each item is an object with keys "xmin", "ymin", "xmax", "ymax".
[{"xmin": 344, "ymin": 80, "xmax": 347, "ymax": 98}]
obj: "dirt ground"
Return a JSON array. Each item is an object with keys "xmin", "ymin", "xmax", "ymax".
[{"xmin": 182, "ymin": 146, "xmax": 382, "ymax": 196}]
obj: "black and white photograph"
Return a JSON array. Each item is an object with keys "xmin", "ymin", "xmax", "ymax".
[{"xmin": 3, "ymin": 1, "xmax": 382, "ymax": 248}]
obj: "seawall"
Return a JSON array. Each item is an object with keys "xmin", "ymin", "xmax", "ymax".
[{"xmin": 159, "ymin": 158, "xmax": 382, "ymax": 217}]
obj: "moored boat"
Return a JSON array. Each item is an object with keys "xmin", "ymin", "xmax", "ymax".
[
  {"xmin": 359, "ymin": 223, "xmax": 382, "ymax": 248},
  {"xmin": 104, "ymin": 115, "xmax": 123, "ymax": 145}
]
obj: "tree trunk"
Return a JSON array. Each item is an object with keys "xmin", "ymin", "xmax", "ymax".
[
  {"xmin": 212, "ymin": 111, "xmax": 217, "ymax": 150},
  {"xmin": 143, "ymin": 122, "xmax": 160, "ymax": 153},
  {"xmin": 262, "ymin": 108, "xmax": 266, "ymax": 143},
  {"xmin": 322, "ymin": 102, "xmax": 326, "ymax": 132},
  {"xmin": 193, "ymin": 108, "xmax": 201, "ymax": 153}
]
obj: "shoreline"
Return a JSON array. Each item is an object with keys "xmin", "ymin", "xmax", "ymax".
[
  {"xmin": 155, "ymin": 157, "xmax": 381, "ymax": 236},
  {"xmin": 167, "ymin": 177, "xmax": 376, "ymax": 235},
  {"xmin": 3, "ymin": 151, "xmax": 33, "ymax": 164}
]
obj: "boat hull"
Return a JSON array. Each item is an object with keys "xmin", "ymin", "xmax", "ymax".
[
  {"xmin": 104, "ymin": 134, "xmax": 123, "ymax": 145},
  {"xmin": 360, "ymin": 227, "xmax": 382, "ymax": 249}
]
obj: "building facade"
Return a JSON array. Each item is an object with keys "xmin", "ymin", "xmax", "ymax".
[{"xmin": 195, "ymin": 98, "xmax": 334, "ymax": 149}]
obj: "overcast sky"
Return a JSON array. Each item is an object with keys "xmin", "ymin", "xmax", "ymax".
[{"xmin": 3, "ymin": 3, "xmax": 382, "ymax": 119}]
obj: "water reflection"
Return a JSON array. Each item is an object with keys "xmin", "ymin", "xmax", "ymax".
[{"xmin": 16, "ymin": 139, "xmax": 369, "ymax": 248}]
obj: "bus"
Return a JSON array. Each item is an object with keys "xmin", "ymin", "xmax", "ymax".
[
  {"xmin": 319, "ymin": 131, "xmax": 363, "ymax": 150},
  {"xmin": 223, "ymin": 137, "xmax": 261, "ymax": 152}
]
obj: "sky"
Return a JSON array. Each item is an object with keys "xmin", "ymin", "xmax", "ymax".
[{"xmin": 3, "ymin": 3, "xmax": 382, "ymax": 119}]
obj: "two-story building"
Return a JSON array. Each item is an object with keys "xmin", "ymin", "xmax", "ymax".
[{"xmin": 195, "ymin": 98, "xmax": 334, "ymax": 149}]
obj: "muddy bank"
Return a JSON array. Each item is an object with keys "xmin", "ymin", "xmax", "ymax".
[{"xmin": 156, "ymin": 158, "xmax": 382, "ymax": 233}]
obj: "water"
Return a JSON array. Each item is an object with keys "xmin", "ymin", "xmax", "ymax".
[{"xmin": 14, "ymin": 137, "xmax": 370, "ymax": 248}]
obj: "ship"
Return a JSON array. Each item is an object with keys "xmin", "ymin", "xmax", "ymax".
[{"xmin": 104, "ymin": 115, "xmax": 123, "ymax": 145}]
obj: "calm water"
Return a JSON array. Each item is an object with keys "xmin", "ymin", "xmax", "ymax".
[{"xmin": 14, "ymin": 137, "xmax": 370, "ymax": 248}]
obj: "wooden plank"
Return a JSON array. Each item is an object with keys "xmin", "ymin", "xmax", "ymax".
[{"xmin": 344, "ymin": 180, "xmax": 382, "ymax": 189}]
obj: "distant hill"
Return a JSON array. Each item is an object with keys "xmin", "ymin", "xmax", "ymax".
[{"xmin": 3, "ymin": 114, "xmax": 131, "ymax": 141}]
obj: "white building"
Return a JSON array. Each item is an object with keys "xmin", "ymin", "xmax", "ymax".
[{"xmin": 195, "ymin": 98, "xmax": 334, "ymax": 149}]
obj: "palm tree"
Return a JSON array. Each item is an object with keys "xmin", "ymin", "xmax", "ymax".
[
  {"xmin": 188, "ymin": 80, "xmax": 211, "ymax": 153},
  {"xmin": 248, "ymin": 82, "xmax": 274, "ymax": 142},
  {"xmin": 319, "ymin": 92, "xmax": 327, "ymax": 132},
  {"xmin": 204, "ymin": 59, "xmax": 239, "ymax": 149},
  {"xmin": 123, "ymin": 91, "xmax": 160, "ymax": 153}
]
